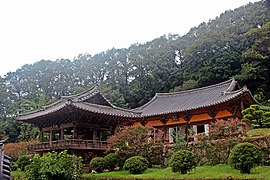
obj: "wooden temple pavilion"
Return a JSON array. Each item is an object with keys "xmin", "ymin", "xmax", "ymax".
[
  {"xmin": 17, "ymin": 87, "xmax": 140, "ymax": 160},
  {"xmin": 17, "ymin": 79, "xmax": 257, "ymax": 159}
]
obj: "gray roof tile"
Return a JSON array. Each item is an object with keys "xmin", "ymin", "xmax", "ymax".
[
  {"xmin": 133, "ymin": 79, "xmax": 256, "ymax": 116},
  {"xmin": 17, "ymin": 79, "xmax": 257, "ymax": 122}
]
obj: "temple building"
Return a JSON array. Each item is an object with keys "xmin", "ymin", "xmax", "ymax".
[
  {"xmin": 17, "ymin": 79, "xmax": 257, "ymax": 159},
  {"xmin": 131, "ymin": 79, "xmax": 257, "ymax": 142},
  {"xmin": 17, "ymin": 87, "xmax": 140, "ymax": 161}
]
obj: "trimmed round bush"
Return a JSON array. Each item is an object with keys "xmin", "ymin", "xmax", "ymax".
[
  {"xmin": 89, "ymin": 157, "xmax": 107, "ymax": 173},
  {"xmin": 104, "ymin": 153, "xmax": 121, "ymax": 171},
  {"xmin": 123, "ymin": 156, "xmax": 148, "ymax": 174},
  {"xmin": 169, "ymin": 150, "xmax": 197, "ymax": 174},
  {"xmin": 16, "ymin": 155, "xmax": 31, "ymax": 171},
  {"xmin": 228, "ymin": 142, "xmax": 262, "ymax": 174}
]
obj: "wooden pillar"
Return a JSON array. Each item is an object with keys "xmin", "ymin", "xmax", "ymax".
[
  {"xmin": 73, "ymin": 123, "xmax": 78, "ymax": 139},
  {"xmin": 160, "ymin": 117, "xmax": 168, "ymax": 143},
  {"xmin": 60, "ymin": 127, "xmax": 64, "ymax": 140},
  {"xmin": 39, "ymin": 128, "xmax": 44, "ymax": 142},
  {"xmin": 93, "ymin": 128, "xmax": 97, "ymax": 141},
  {"xmin": 49, "ymin": 128, "xmax": 53, "ymax": 147}
]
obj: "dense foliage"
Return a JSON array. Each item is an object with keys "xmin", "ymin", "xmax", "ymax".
[
  {"xmin": 4, "ymin": 141, "xmax": 38, "ymax": 160},
  {"xmin": 228, "ymin": 142, "xmax": 263, "ymax": 174},
  {"xmin": 169, "ymin": 150, "xmax": 197, "ymax": 174},
  {"xmin": 192, "ymin": 118, "xmax": 247, "ymax": 165},
  {"xmin": 25, "ymin": 150, "xmax": 83, "ymax": 180},
  {"xmin": 104, "ymin": 153, "xmax": 121, "ymax": 171},
  {"xmin": 89, "ymin": 157, "xmax": 107, "ymax": 173},
  {"xmin": 107, "ymin": 126, "xmax": 168, "ymax": 166},
  {"xmin": 16, "ymin": 155, "xmax": 31, "ymax": 171},
  {"xmin": 123, "ymin": 156, "xmax": 148, "ymax": 174},
  {"xmin": 242, "ymin": 104, "xmax": 270, "ymax": 128},
  {"xmin": 0, "ymin": 1, "xmax": 269, "ymax": 142}
]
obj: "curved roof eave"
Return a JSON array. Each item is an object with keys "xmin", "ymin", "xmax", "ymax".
[{"xmin": 141, "ymin": 88, "xmax": 255, "ymax": 117}]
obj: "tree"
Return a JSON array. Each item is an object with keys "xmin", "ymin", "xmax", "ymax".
[
  {"xmin": 107, "ymin": 126, "xmax": 168, "ymax": 166},
  {"xmin": 16, "ymin": 91, "xmax": 56, "ymax": 141},
  {"xmin": 0, "ymin": 0, "xmax": 269, "ymax": 143},
  {"xmin": 4, "ymin": 141, "xmax": 38, "ymax": 160},
  {"xmin": 242, "ymin": 104, "xmax": 270, "ymax": 128},
  {"xmin": 169, "ymin": 150, "xmax": 197, "ymax": 174},
  {"xmin": 193, "ymin": 118, "xmax": 247, "ymax": 165},
  {"xmin": 228, "ymin": 142, "xmax": 262, "ymax": 174},
  {"xmin": 0, "ymin": 123, "xmax": 6, "ymax": 140}
]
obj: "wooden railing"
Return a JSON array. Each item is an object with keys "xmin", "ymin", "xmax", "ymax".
[{"xmin": 28, "ymin": 139, "xmax": 108, "ymax": 151}]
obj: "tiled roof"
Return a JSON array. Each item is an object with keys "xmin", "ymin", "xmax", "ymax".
[
  {"xmin": 17, "ymin": 87, "xmax": 139, "ymax": 121},
  {"xmin": 133, "ymin": 79, "xmax": 257, "ymax": 116},
  {"xmin": 72, "ymin": 102, "xmax": 140, "ymax": 118},
  {"xmin": 17, "ymin": 79, "xmax": 257, "ymax": 122}
]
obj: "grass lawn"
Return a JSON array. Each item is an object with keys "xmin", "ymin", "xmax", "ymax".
[
  {"xmin": 84, "ymin": 164, "xmax": 270, "ymax": 179},
  {"xmin": 246, "ymin": 128, "xmax": 270, "ymax": 138}
]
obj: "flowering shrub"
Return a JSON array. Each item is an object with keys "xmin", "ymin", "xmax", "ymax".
[
  {"xmin": 208, "ymin": 118, "xmax": 247, "ymax": 140},
  {"xmin": 191, "ymin": 118, "xmax": 246, "ymax": 165},
  {"xmin": 4, "ymin": 140, "xmax": 38, "ymax": 160},
  {"xmin": 124, "ymin": 156, "xmax": 148, "ymax": 174},
  {"xmin": 169, "ymin": 150, "xmax": 197, "ymax": 174},
  {"xmin": 107, "ymin": 126, "xmax": 169, "ymax": 166},
  {"xmin": 228, "ymin": 142, "xmax": 262, "ymax": 173}
]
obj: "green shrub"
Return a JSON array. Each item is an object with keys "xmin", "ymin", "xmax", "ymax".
[
  {"xmin": 25, "ymin": 151, "xmax": 83, "ymax": 180},
  {"xmin": 228, "ymin": 142, "xmax": 262, "ymax": 174},
  {"xmin": 104, "ymin": 153, "xmax": 121, "ymax": 171},
  {"xmin": 123, "ymin": 156, "xmax": 148, "ymax": 174},
  {"xmin": 169, "ymin": 150, "xmax": 197, "ymax": 174},
  {"xmin": 16, "ymin": 155, "xmax": 31, "ymax": 171},
  {"xmin": 11, "ymin": 161, "xmax": 19, "ymax": 171},
  {"xmin": 89, "ymin": 157, "xmax": 107, "ymax": 173}
]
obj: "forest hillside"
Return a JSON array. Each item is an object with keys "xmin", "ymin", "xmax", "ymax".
[{"xmin": 0, "ymin": 0, "xmax": 269, "ymax": 142}]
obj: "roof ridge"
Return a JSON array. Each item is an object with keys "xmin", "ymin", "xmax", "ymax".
[
  {"xmin": 78, "ymin": 101, "xmax": 140, "ymax": 114},
  {"xmin": 61, "ymin": 86, "xmax": 96, "ymax": 100},
  {"xmin": 156, "ymin": 79, "xmax": 234, "ymax": 97},
  {"xmin": 98, "ymin": 91, "xmax": 115, "ymax": 108},
  {"xmin": 132, "ymin": 95, "xmax": 157, "ymax": 111},
  {"xmin": 224, "ymin": 78, "xmax": 237, "ymax": 92},
  {"xmin": 42, "ymin": 99, "xmax": 65, "ymax": 109}
]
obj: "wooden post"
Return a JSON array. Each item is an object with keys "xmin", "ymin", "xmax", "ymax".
[
  {"xmin": 93, "ymin": 128, "xmax": 97, "ymax": 141},
  {"xmin": 160, "ymin": 117, "xmax": 168, "ymax": 143},
  {"xmin": 49, "ymin": 128, "xmax": 53, "ymax": 147},
  {"xmin": 73, "ymin": 125, "xmax": 78, "ymax": 139},
  {"xmin": 60, "ymin": 127, "xmax": 64, "ymax": 140},
  {"xmin": 39, "ymin": 128, "xmax": 44, "ymax": 142}
]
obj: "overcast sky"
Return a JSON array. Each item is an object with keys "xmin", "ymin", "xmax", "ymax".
[{"xmin": 0, "ymin": 0, "xmax": 260, "ymax": 77}]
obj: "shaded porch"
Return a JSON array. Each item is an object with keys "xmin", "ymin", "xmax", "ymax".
[{"xmin": 31, "ymin": 122, "xmax": 113, "ymax": 152}]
